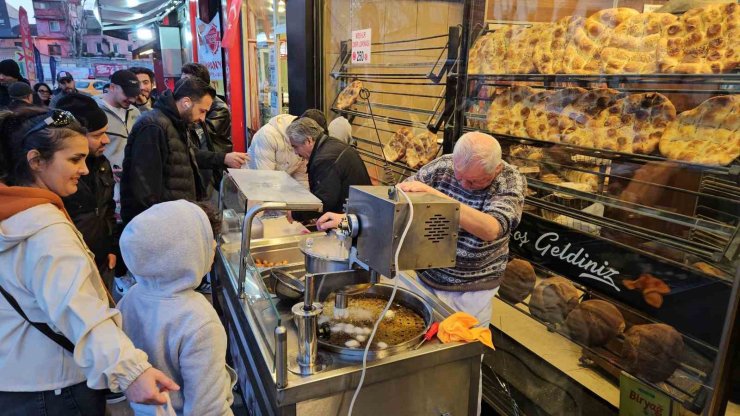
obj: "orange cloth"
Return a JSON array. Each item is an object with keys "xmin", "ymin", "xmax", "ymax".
[
  {"xmin": 438, "ymin": 312, "xmax": 495, "ymax": 349},
  {"xmin": 0, "ymin": 183, "xmax": 72, "ymax": 222}
]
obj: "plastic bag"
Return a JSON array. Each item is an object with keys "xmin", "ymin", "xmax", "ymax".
[{"xmin": 129, "ymin": 392, "xmax": 177, "ymax": 416}]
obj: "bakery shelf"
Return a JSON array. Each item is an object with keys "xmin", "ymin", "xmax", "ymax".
[
  {"xmin": 470, "ymin": 81, "xmax": 736, "ymax": 97},
  {"xmin": 461, "ymin": 125, "xmax": 740, "ymax": 178},
  {"xmin": 456, "ymin": 72, "xmax": 740, "ymax": 86},
  {"xmin": 333, "ymin": 106, "xmax": 431, "ymax": 130}
]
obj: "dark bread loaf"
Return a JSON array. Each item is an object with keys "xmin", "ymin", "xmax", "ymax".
[
  {"xmin": 500, "ymin": 259, "xmax": 537, "ymax": 303},
  {"xmin": 621, "ymin": 323, "xmax": 684, "ymax": 383},
  {"xmin": 529, "ymin": 276, "xmax": 580, "ymax": 324},
  {"xmin": 565, "ymin": 299, "xmax": 625, "ymax": 347}
]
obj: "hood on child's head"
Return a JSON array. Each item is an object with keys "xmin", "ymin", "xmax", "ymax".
[{"xmin": 120, "ymin": 200, "xmax": 215, "ymax": 294}]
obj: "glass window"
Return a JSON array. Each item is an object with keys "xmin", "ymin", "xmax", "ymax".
[
  {"xmin": 49, "ymin": 21, "xmax": 61, "ymax": 32},
  {"xmin": 47, "ymin": 45, "xmax": 61, "ymax": 55}
]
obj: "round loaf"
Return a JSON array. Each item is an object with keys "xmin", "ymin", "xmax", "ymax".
[
  {"xmin": 620, "ymin": 323, "xmax": 684, "ymax": 383},
  {"xmin": 500, "ymin": 259, "xmax": 537, "ymax": 303},
  {"xmin": 529, "ymin": 276, "xmax": 580, "ymax": 324},
  {"xmin": 565, "ymin": 300, "xmax": 625, "ymax": 347}
]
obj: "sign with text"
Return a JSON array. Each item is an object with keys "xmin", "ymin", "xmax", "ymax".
[
  {"xmin": 94, "ymin": 63, "xmax": 128, "ymax": 78},
  {"xmin": 197, "ymin": 13, "xmax": 225, "ymax": 95},
  {"xmin": 619, "ymin": 373, "xmax": 672, "ymax": 416},
  {"xmin": 351, "ymin": 28, "xmax": 371, "ymax": 64},
  {"xmin": 18, "ymin": 7, "xmax": 35, "ymax": 82}
]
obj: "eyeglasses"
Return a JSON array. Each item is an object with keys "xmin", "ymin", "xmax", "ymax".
[
  {"xmin": 21, "ymin": 110, "xmax": 76, "ymax": 139},
  {"xmin": 38, "ymin": 89, "xmax": 51, "ymax": 94}
]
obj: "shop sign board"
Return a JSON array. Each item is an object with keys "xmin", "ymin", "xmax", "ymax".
[
  {"xmin": 619, "ymin": 373, "xmax": 673, "ymax": 416},
  {"xmin": 94, "ymin": 63, "xmax": 128, "ymax": 78},
  {"xmin": 351, "ymin": 28, "xmax": 371, "ymax": 64},
  {"xmin": 510, "ymin": 212, "xmax": 729, "ymax": 346},
  {"xmin": 18, "ymin": 7, "xmax": 36, "ymax": 82},
  {"xmin": 197, "ymin": 13, "xmax": 225, "ymax": 95}
]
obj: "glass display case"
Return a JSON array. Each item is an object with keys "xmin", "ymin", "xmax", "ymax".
[{"xmin": 450, "ymin": 0, "xmax": 740, "ymax": 414}]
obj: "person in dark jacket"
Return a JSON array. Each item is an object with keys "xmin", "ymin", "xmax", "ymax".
[
  {"xmin": 33, "ymin": 82, "xmax": 52, "ymax": 106},
  {"xmin": 56, "ymin": 93, "xmax": 119, "ymax": 291},
  {"xmin": 181, "ymin": 63, "xmax": 247, "ymax": 199},
  {"xmin": 7, "ymin": 82, "xmax": 34, "ymax": 110},
  {"xmin": 120, "ymin": 77, "xmax": 215, "ymax": 224},
  {"xmin": 0, "ymin": 59, "xmax": 30, "ymax": 108},
  {"xmin": 286, "ymin": 117, "xmax": 371, "ymax": 221}
]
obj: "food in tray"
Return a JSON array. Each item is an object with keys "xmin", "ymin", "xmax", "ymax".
[
  {"xmin": 486, "ymin": 86, "xmax": 538, "ymax": 136},
  {"xmin": 566, "ymin": 92, "xmax": 677, "ymax": 155},
  {"xmin": 336, "ymin": 80, "xmax": 363, "ymax": 110},
  {"xmin": 499, "ymin": 259, "xmax": 537, "ymax": 303},
  {"xmin": 560, "ymin": 88, "xmax": 624, "ymax": 133},
  {"xmin": 602, "ymin": 13, "xmax": 678, "ymax": 74},
  {"xmin": 659, "ymin": 95, "xmax": 740, "ymax": 166},
  {"xmin": 561, "ymin": 8, "xmax": 641, "ymax": 74},
  {"xmin": 254, "ymin": 258, "xmax": 289, "ymax": 268},
  {"xmin": 507, "ymin": 144, "xmax": 544, "ymax": 172},
  {"xmin": 529, "ymin": 276, "xmax": 580, "ymax": 324},
  {"xmin": 622, "ymin": 273, "xmax": 671, "ymax": 308},
  {"xmin": 553, "ymin": 181, "xmax": 594, "ymax": 195},
  {"xmin": 620, "ymin": 323, "xmax": 684, "ymax": 383},
  {"xmin": 539, "ymin": 173, "xmax": 563, "ymax": 184},
  {"xmin": 657, "ymin": 3, "xmax": 739, "ymax": 74},
  {"xmin": 468, "ymin": 3, "xmax": 739, "ymax": 75},
  {"xmin": 565, "ymin": 299, "xmax": 625, "ymax": 347},
  {"xmin": 692, "ymin": 261, "xmax": 730, "ymax": 278},
  {"xmin": 525, "ymin": 87, "xmax": 587, "ymax": 142},
  {"xmin": 382, "ymin": 127, "xmax": 414, "ymax": 163},
  {"xmin": 562, "ymin": 167, "xmax": 601, "ymax": 192}
]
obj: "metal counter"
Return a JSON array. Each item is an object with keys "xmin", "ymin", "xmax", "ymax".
[{"xmin": 212, "ymin": 235, "xmax": 483, "ymax": 416}]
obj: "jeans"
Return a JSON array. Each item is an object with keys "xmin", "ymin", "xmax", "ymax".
[{"xmin": 0, "ymin": 381, "xmax": 106, "ymax": 416}]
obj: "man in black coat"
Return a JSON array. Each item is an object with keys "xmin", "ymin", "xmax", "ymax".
[
  {"xmin": 286, "ymin": 117, "xmax": 371, "ymax": 221},
  {"xmin": 0, "ymin": 59, "xmax": 30, "ymax": 108},
  {"xmin": 57, "ymin": 93, "xmax": 118, "ymax": 291},
  {"xmin": 120, "ymin": 77, "xmax": 215, "ymax": 224}
]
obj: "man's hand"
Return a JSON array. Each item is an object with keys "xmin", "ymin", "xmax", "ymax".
[
  {"xmin": 125, "ymin": 367, "xmax": 180, "ymax": 405},
  {"xmin": 316, "ymin": 212, "xmax": 345, "ymax": 231},
  {"xmin": 224, "ymin": 152, "xmax": 249, "ymax": 168},
  {"xmin": 396, "ymin": 181, "xmax": 446, "ymax": 199},
  {"xmin": 107, "ymin": 253, "xmax": 116, "ymax": 270}
]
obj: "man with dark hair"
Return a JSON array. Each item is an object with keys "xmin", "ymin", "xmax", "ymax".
[
  {"xmin": 181, "ymin": 62, "xmax": 245, "ymax": 199},
  {"xmin": 121, "ymin": 77, "xmax": 216, "ymax": 224},
  {"xmin": 129, "ymin": 67, "xmax": 156, "ymax": 112},
  {"xmin": 56, "ymin": 92, "xmax": 119, "ymax": 293},
  {"xmin": 299, "ymin": 109, "xmax": 328, "ymax": 133},
  {"xmin": 50, "ymin": 71, "xmax": 84, "ymax": 107},
  {"xmin": 7, "ymin": 82, "xmax": 34, "ymax": 110},
  {"xmin": 0, "ymin": 59, "xmax": 29, "ymax": 107}
]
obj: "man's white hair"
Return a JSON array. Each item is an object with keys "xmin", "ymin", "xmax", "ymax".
[{"xmin": 452, "ymin": 131, "xmax": 502, "ymax": 174}]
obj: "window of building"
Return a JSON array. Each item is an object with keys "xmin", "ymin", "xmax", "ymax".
[
  {"xmin": 128, "ymin": 45, "xmax": 132, "ymax": 52},
  {"xmin": 49, "ymin": 21, "xmax": 61, "ymax": 32},
  {"xmin": 113, "ymin": 44, "xmax": 118, "ymax": 53},
  {"xmin": 48, "ymin": 45, "xmax": 61, "ymax": 55},
  {"xmin": 97, "ymin": 43, "xmax": 103, "ymax": 53},
  {"xmin": 82, "ymin": 43, "xmax": 88, "ymax": 53},
  {"xmin": 36, "ymin": 2, "xmax": 49, "ymax": 9}
]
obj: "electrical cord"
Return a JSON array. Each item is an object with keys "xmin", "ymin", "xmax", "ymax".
[{"xmin": 347, "ymin": 186, "xmax": 415, "ymax": 415}]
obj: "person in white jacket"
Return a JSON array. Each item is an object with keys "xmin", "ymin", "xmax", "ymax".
[
  {"xmin": 247, "ymin": 113, "xmax": 308, "ymax": 187},
  {"xmin": 118, "ymin": 200, "xmax": 237, "ymax": 416},
  {"xmin": 0, "ymin": 107, "xmax": 178, "ymax": 415}
]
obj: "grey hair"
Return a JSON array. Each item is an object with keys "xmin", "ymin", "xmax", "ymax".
[
  {"xmin": 286, "ymin": 117, "xmax": 324, "ymax": 145},
  {"xmin": 452, "ymin": 131, "xmax": 502, "ymax": 174}
]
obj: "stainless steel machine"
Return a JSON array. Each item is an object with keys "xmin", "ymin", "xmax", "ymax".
[{"xmin": 213, "ymin": 171, "xmax": 482, "ymax": 416}]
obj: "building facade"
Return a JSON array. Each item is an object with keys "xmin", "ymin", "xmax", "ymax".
[{"xmin": 33, "ymin": 0, "xmax": 83, "ymax": 58}]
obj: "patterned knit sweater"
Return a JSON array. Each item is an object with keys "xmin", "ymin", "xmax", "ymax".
[{"xmin": 408, "ymin": 155, "xmax": 526, "ymax": 291}]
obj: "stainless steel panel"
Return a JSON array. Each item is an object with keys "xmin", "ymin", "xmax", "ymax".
[
  {"xmin": 347, "ymin": 186, "xmax": 460, "ymax": 277},
  {"xmin": 227, "ymin": 169, "xmax": 322, "ymax": 208}
]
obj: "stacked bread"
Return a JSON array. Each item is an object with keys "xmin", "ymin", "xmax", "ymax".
[
  {"xmin": 468, "ymin": 3, "xmax": 739, "ymax": 75},
  {"xmin": 382, "ymin": 128, "xmax": 440, "ymax": 169},
  {"xmin": 483, "ymin": 87, "xmax": 739, "ymax": 165}
]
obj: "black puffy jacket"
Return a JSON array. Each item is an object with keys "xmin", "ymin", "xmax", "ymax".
[
  {"xmin": 293, "ymin": 135, "xmax": 371, "ymax": 221},
  {"xmin": 62, "ymin": 155, "xmax": 118, "ymax": 268},
  {"xmin": 120, "ymin": 90, "xmax": 204, "ymax": 224}
]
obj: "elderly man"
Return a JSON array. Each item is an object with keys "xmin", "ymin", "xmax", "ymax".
[
  {"xmin": 318, "ymin": 132, "xmax": 526, "ymax": 324},
  {"xmin": 286, "ymin": 117, "xmax": 371, "ymax": 220}
]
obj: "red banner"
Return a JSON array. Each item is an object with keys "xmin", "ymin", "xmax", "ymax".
[
  {"xmin": 221, "ymin": 0, "xmax": 241, "ymax": 49},
  {"xmin": 94, "ymin": 63, "xmax": 128, "ymax": 78},
  {"xmin": 18, "ymin": 7, "xmax": 36, "ymax": 82}
]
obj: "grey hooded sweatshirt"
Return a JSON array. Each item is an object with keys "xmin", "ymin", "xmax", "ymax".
[
  {"xmin": 117, "ymin": 200, "xmax": 236, "ymax": 416},
  {"xmin": 95, "ymin": 94, "xmax": 141, "ymax": 169}
]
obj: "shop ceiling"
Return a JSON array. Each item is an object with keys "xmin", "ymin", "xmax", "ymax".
[{"xmin": 97, "ymin": 0, "xmax": 184, "ymax": 30}]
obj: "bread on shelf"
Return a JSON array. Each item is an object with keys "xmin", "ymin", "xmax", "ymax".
[
  {"xmin": 336, "ymin": 80, "xmax": 363, "ymax": 110},
  {"xmin": 622, "ymin": 273, "xmax": 671, "ymax": 308},
  {"xmin": 500, "ymin": 259, "xmax": 537, "ymax": 303},
  {"xmin": 620, "ymin": 323, "xmax": 685, "ymax": 383},
  {"xmin": 529, "ymin": 276, "xmax": 580, "ymax": 324},
  {"xmin": 565, "ymin": 299, "xmax": 625, "ymax": 347}
]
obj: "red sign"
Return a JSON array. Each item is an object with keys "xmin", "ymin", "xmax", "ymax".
[
  {"xmin": 222, "ymin": 0, "xmax": 241, "ymax": 49},
  {"xmin": 94, "ymin": 63, "xmax": 127, "ymax": 77},
  {"xmin": 18, "ymin": 7, "xmax": 35, "ymax": 81}
]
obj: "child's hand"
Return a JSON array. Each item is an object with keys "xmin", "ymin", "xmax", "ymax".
[{"xmin": 125, "ymin": 367, "xmax": 180, "ymax": 405}]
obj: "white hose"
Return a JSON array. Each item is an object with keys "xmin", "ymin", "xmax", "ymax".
[{"xmin": 348, "ymin": 186, "xmax": 414, "ymax": 415}]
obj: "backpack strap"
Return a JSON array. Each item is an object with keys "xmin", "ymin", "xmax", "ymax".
[{"xmin": 0, "ymin": 285, "xmax": 74, "ymax": 353}]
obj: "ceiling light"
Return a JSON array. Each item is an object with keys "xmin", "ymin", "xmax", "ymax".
[
  {"xmin": 132, "ymin": 12, "xmax": 143, "ymax": 19},
  {"xmin": 278, "ymin": 0, "xmax": 284, "ymax": 5},
  {"xmin": 126, "ymin": 0, "xmax": 139, "ymax": 6},
  {"xmin": 139, "ymin": 49, "xmax": 154, "ymax": 55},
  {"xmin": 136, "ymin": 27, "xmax": 153, "ymax": 40}
]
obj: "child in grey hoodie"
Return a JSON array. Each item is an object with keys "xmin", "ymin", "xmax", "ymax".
[{"xmin": 118, "ymin": 200, "xmax": 236, "ymax": 416}]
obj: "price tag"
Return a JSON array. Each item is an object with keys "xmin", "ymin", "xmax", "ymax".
[
  {"xmin": 619, "ymin": 372, "xmax": 673, "ymax": 416},
  {"xmin": 352, "ymin": 29, "xmax": 371, "ymax": 64}
]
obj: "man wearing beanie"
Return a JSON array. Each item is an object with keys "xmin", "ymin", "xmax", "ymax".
[
  {"xmin": 57, "ymin": 93, "xmax": 120, "ymax": 293},
  {"xmin": 0, "ymin": 59, "xmax": 29, "ymax": 107},
  {"xmin": 7, "ymin": 82, "xmax": 34, "ymax": 110}
]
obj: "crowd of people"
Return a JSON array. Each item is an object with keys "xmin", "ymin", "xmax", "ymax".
[{"xmin": 0, "ymin": 55, "xmax": 525, "ymax": 415}]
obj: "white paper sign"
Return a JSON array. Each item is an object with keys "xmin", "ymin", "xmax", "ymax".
[{"xmin": 352, "ymin": 28, "xmax": 371, "ymax": 64}]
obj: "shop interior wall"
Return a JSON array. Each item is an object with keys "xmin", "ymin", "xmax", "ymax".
[{"xmin": 322, "ymin": 0, "xmax": 463, "ymax": 183}]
